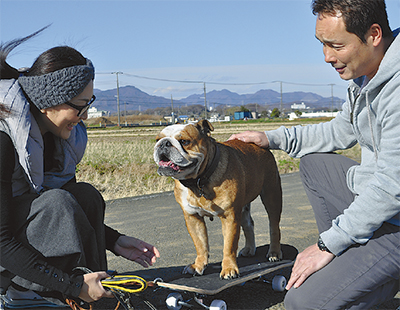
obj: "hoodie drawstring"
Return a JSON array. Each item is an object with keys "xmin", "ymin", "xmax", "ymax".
[{"xmin": 366, "ymin": 91, "xmax": 378, "ymax": 161}]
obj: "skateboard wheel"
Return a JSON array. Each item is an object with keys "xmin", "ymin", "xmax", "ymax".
[
  {"xmin": 166, "ymin": 292, "xmax": 183, "ymax": 310},
  {"xmin": 210, "ymin": 299, "xmax": 227, "ymax": 310},
  {"xmin": 271, "ymin": 275, "xmax": 287, "ymax": 292}
]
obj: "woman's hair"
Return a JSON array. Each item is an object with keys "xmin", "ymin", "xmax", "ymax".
[
  {"xmin": 0, "ymin": 27, "xmax": 90, "ymax": 118},
  {"xmin": 27, "ymin": 46, "xmax": 87, "ymax": 76},
  {"xmin": 0, "ymin": 26, "xmax": 87, "ymax": 79},
  {"xmin": 0, "ymin": 104, "xmax": 9, "ymax": 119},
  {"xmin": 0, "ymin": 26, "xmax": 48, "ymax": 79},
  {"xmin": 311, "ymin": 0, "xmax": 392, "ymax": 43}
]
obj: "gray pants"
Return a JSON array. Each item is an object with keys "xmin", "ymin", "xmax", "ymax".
[
  {"xmin": 2, "ymin": 182, "xmax": 107, "ymax": 293},
  {"xmin": 284, "ymin": 153, "xmax": 400, "ymax": 310}
]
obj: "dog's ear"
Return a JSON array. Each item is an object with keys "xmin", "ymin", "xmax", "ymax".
[
  {"xmin": 155, "ymin": 133, "xmax": 163, "ymax": 142},
  {"xmin": 196, "ymin": 119, "xmax": 214, "ymax": 137}
]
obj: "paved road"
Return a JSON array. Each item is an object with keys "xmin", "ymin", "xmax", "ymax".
[
  {"xmin": 31, "ymin": 172, "xmax": 399, "ymax": 309},
  {"xmin": 92, "ymin": 172, "xmax": 317, "ymax": 310},
  {"xmin": 104, "ymin": 172, "xmax": 317, "ymax": 273}
]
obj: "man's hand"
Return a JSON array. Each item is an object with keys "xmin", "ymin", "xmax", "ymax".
[
  {"xmin": 114, "ymin": 235, "xmax": 160, "ymax": 268},
  {"xmin": 227, "ymin": 131, "xmax": 269, "ymax": 148},
  {"xmin": 286, "ymin": 243, "xmax": 335, "ymax": 290}
]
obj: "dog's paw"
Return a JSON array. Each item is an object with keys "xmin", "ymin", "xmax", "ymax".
[
  {"xmin": 267, "ymin": 249, "xmax": 283, "ymax": 262},
  {"xmin": 219, "ymin": 267, "xmax": 240, "ymax": 280},
  {"xmin": 183, "ymin": 263, "xmax": 206, "ymax": 276},
  {"xmin": 238, "ymin": 246, "xmax": 256, "ymax": 257}
]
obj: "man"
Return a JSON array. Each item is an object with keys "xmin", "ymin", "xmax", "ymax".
[{"xmin": 229, "ymin": 0, "xmax": 400, "ymax": 308}]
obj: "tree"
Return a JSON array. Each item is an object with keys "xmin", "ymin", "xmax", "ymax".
[
  {"xmin": 271, "ymin": 108, "xmax": 280, "ymax": 118},
  {"xmin": 260, "ymin": 110, "xmax": 269, "ymax": 118}
]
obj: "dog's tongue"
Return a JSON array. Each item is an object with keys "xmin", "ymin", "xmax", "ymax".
[{"xmin": 159, "ymin": 160, "xmax": 180, "ymax": 171}]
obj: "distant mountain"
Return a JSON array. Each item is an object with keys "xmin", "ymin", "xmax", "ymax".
[
  {"xmin": 94, "ymin": 85, "xmax": 173, "ymax": 112},
  {"xmin": 93, "ymin": 85, "xmax": 344, "ymax": 113},
  {"xmin": 183, "ymin": 89, "xmax": 245, "ymax": 106}
]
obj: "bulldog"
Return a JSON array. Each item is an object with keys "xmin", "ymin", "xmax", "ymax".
[{"xmin": 154, "ymin": 119, "xmax": 282, "ymax": 279}]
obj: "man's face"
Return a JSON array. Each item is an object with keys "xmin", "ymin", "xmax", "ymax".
[{"xmin": 315, "ymin": 13, "xmax": 379, "ymax": 81}]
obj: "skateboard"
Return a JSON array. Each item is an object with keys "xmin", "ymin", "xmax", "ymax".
[{"xmin": 126, "ymin": 244, "xmax": 298, "ymax": 310}]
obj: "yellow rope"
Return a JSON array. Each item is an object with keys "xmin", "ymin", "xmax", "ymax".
[
  {"xmin": 101, "ymin": 275, "xmax": 148, "ymax": 294},
  {"xmin": 66, "ymin": 274, "xmax": 148, "ymax": 309}
]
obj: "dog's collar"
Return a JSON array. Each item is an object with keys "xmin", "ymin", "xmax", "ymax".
[{"xmin": 180, "ymin": 144, "xmax": 220, "ymax": 199}]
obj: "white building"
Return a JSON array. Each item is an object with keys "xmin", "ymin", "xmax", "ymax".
[
  {"xmin": 291, "ymin": 102, "xmax": 307, "ymax": 110},
  {"xmin": 87, "ymin": 107, "xmax": 110, "ymax": 119}
]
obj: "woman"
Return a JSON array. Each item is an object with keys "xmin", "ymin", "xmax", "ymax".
[{"xmin": 0, "ymin": 28, "xmax": 160, "ymax": 308}]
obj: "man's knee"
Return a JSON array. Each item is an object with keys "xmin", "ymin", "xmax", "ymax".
[
  {"xmin": 284, "ymin": 286, "xmax": 315, "ymax": 310},
  {"xmin": 299, "ymin": 154, "xmax": 320, "ymax": 189},
  {"xmin": 299, "ymin": 153, "xmax": 326, "ymax": 174},
  {"xmin": 299, "ymin": 153, "xmax": 314, "ymax": 171}
]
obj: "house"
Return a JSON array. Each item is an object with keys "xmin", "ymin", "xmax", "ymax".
[
  {"xmin": 291, "ymin": 102, "xmax": 308, "ymax": 110},
  {"xmin": 87, "ymin": 107, "xmax": 110, "ymax": 119}
]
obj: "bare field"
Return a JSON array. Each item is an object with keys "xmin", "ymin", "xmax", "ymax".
[{"xmin": 76, "ymin": 121, "xmax": 361, "ymax": 201}]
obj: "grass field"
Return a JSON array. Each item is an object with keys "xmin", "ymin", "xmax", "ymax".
[{"xmin": 76, "ymin": 119, "xmax": 361, "ymax": 201}]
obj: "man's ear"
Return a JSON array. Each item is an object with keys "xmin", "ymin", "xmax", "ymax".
[{"xmin": 368, "ymin": 23, "xmax": 383, "ymax": 47}]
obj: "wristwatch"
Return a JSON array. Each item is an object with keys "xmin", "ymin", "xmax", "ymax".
[{"xmin": 317, "ymin": 236, "xmax": 332, "ymax": 253}]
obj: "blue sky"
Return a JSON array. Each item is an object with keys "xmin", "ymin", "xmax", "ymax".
[{"xmin": 1, "ymin": 0, "xmax": 400, "ymax": 99}]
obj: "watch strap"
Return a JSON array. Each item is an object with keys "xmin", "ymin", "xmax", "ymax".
[{"xmin": 317, "ymin": 236, "xmax": 332, "ymax": 253}]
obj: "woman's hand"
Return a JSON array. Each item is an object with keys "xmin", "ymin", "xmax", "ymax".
[
  {"xmin": 78, "ymin": 236, "xmax": 160, "ymax": 303},
  {"xmin": 114, "ymin": 235, "xmax": 160, "ymax": 268},
  {"xmin": 227, "ymin": 131, "xmax": 270, "ymax": 148},
  {"xmin": 78, "ymin": 272, "xmax": 113, "ymax": 303}
]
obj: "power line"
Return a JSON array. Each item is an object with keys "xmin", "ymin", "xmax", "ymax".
[
  {"xmin": 107, "ymin": 72, "xmax": 203, "ymax": 84},
  {"xmin": 97, "ymin": 72, "xmax": 337, "ymax": 88},
  {"xmin": 96, "ymin": 72, "xmax": 343, "ymax": 118}
]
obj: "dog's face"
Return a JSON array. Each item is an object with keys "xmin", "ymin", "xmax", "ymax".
[{"xmin": 154, "ymin": 120, "xmax": 214, "ymax": 180}]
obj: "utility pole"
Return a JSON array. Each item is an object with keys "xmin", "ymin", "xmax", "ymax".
[
  {"xmin": 203, "ymin": 82, "xmax": 207, "ymax": 120},
  {"xmin": 124, "ymin": 101, "xmax": 127, "ymax": 126},
  {"xmin": 280, "ymin": 81, "xmax": 283, "ymax": 119},
  {"xmin": 171, "ymin": 95, "xmax": 175, "ymax": 124},
  {"xmin": 329, "ymin": 83, "xmax": 335, "ymax": 116},
  {"xmin": 112, "ymin": 72, "xmax": 123, "ymax": 126}
]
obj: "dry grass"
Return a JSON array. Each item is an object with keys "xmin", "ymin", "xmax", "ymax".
[{"xmin": 76, "ymin": 120, "xmax": 361, "ymax": 201}]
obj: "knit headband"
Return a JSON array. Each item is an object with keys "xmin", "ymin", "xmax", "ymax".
[{"xmin": 18, "ymin": 58, "xmax": 95, "ymax": 110}]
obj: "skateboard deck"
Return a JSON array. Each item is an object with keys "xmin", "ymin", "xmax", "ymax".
[{"xmin": 131, "ymin": 244, "xmax": 297, "ymax": 296}]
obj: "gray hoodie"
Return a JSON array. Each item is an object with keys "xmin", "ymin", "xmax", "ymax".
[{"xmin": 266, "ymin": 29, "xmax": 400, "ymax": 256}]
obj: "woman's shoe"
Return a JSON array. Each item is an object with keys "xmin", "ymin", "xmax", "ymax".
[{"xmin": 0, "ymin": 286, "xmax": 68, "ymax": 308}]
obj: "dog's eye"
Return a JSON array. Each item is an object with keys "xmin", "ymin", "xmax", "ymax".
[{"xmin": 179, "ymin": 139, "xmax": 190, "ymax": 146}]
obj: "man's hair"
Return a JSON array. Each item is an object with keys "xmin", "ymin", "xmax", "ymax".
[{"xmin": 311, "ymin": 0, "xmax": 392, "ymax": 43}]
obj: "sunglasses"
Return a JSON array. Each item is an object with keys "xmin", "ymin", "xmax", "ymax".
[{"xmin": 65, "ymin": 95, "xmax": 96, "ymax": 117}]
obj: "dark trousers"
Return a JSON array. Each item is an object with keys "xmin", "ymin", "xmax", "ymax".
[
  {"xmin": 1, "ymin": 182, "xmax": 107, "ymax": 293},
  {"xmin": 284, "ymin": 153, "xmax": 400, "ymax": 310}
]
